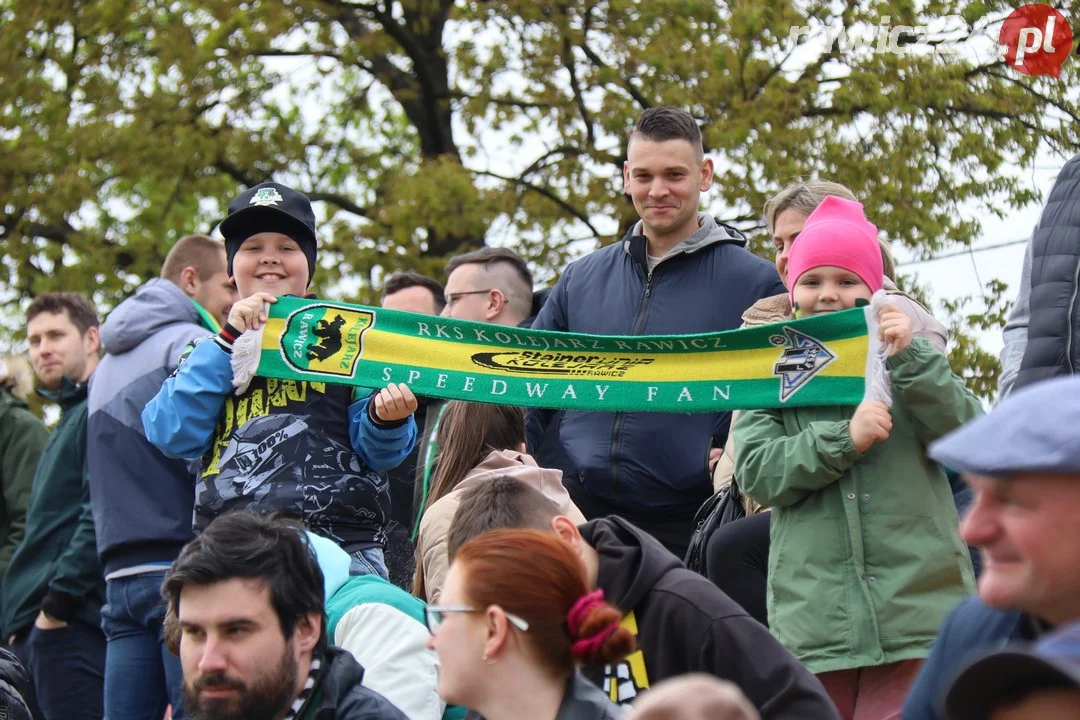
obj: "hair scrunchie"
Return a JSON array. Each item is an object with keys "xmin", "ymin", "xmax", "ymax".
[{"xmin": 566, "ymin": 589, "xmax": 620, "ymax": 661}]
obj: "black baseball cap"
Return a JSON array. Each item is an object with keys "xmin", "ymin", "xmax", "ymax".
[
  {"xmin": 944, "ymin": 623, "xmax": 1080, "ymax": 720},
  {"xmin": 218, "ymin": 182, "xmax": 318, "ymax": 284}
]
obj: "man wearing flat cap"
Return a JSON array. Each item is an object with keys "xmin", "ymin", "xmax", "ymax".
[
  {"xmin": 902, "ymin": 375, "xmax": 1080, "ymax": 720},
  {"xmin": 943, "ymin": 622, "xmax": 1080, "ymax": 720}
]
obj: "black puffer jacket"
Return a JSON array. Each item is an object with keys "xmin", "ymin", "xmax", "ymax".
[
  {"xmin": 0, "ymin": 648, "xmax": 32, "ymax": 720},
  {"xmin": 1014, "ymin": 152, "xmax": 1080, "ymax": 390},
  {"xmin": 308, "ymin": 647, "xmax": 409, "ymax": 719}
]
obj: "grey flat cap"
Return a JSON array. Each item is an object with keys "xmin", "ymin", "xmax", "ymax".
[{"xmin": 929, "ymin": 375, "xmax": 1080, "ymax": 477}]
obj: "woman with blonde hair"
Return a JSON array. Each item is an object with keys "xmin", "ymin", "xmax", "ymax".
[
  {"xmin": 0, "ymin": 354, "xmax": 48, "ymax": 581},
  {"xmin": 413, "ymin": 401, "xmax": 585, "ymax": 602},
  {"xmin": 426, "ymin": 529, "xmax": 634, "ymax": 720}
]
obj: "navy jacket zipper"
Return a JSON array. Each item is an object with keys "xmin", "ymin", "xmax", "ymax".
[{"xmin": 608, "ymin": 258, "xmax": 657, "ymax": 493}]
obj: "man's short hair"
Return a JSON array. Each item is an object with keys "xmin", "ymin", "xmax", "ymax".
[
  {"xmin": 382, "ymin": 270, "xmax": 446, "ymax": 313},
  {"xmin": 26, "ymin": 292, "xmax": 99, "ymax": 335},
  {"xmin": 630, "ymin": 107, "xmax": 704, "ymax": 160},
  {"xmin": 161, "ymin": 235, "xmax": 228, "ymax": 282},
  {"xmin": 445, "ymin": 247, "xmax": 534, "ymax": 289},
  {"xmin": 446, "ymin": 476, "xmax": 560, "ymax": 561},
  {"xmin": 445, "ymin": 247, "xmax": 534, "ymax": 319},
  {"xmin": 161, "ymin": 512, "xmax": 327, "ymax": 655}
]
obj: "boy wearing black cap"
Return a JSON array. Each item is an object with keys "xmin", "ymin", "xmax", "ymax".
[{"xmin": 143, "ymin": 182, "xmax": 418, "ymax": 580}]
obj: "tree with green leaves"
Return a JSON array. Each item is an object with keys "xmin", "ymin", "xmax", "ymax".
[{"xmin": 2, "ymin": 0, "xmax": 1077, "ymax": 401}]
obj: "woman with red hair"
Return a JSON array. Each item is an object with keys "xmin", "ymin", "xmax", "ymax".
[{"xmin": 425, "ymin": 529, "xmax": 634, "ymax": 719}]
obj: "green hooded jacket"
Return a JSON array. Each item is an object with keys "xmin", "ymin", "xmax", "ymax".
[
  {"xmin": 0, "ymin": 388, "xmax": 48, "ymax": 583},
  {"xmin": 734, "ymin": 340, "xmax": 980, "ymax": 674}
]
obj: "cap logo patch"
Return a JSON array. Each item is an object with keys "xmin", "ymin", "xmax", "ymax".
[{"xmin": 249, "ymin": 187, "xmax": 284, "ymax": 207}]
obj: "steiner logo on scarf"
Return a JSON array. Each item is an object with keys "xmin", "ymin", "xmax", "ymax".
[
  {"xmin": 281, "ymin": 304, "xmax": 373, "ymax": 378},
  {"xmin": 231, "ymin": 296, "xmax": 892, "ymax": 412},
  {"xmin": 472, "ymin": 351, "xmax": 655, "ymax": 378}
]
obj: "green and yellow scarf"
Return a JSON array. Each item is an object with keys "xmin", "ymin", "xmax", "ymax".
[{"xmin": 230, "ymin": 295, "xmax": 891, "ymax": 412}]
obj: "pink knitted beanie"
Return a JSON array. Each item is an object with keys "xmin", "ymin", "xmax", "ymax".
[{"xmin": 786, "ymin": 195, "xmax": 883, "ymax": 294}]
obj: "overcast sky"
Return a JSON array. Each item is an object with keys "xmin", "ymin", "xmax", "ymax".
[{"xmin": 891, "ymin": 147, "xmax": 1070, "ymax": 357}]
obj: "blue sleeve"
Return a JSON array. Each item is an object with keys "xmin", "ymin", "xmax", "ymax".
[
  {"xmin": 902, "ymin": 606, "xmax": 955, "ymax": 720},
  {"xmin": 349, "ymin": 396, "xmax": 418, "ymax": 472},
  {"xmin": 530, "ymin": 264, "xmax": 571, "ymax": 332},
  {"xmin": 142, "ymin": 339, "xmax": 233, "ymax": 460},
  {"xmin": 745, "ymin": 251, "xmax": 786, "ymax": 303},
  {"xmin": 763, "ymin": 273, "xmax": 786, "ymax": 300}
]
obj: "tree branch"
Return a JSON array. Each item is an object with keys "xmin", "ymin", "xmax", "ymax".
[
  {"xmin": 520, "ymin": 146, "xmax": 586, "ymax": 178},
  {"xmin": 248, "ymin": 49, "xmax": 344, "ymax": 61},
  {"xmin": 306, "ymin": 192, "xmax": 369, "ymax": 218},
  {"xmin": 214, "ymin": 162, "xmax": 259, "ymax": 188},
  {"xmin": 475, "ymin": 170, "xmax": 600, "ymax": 237},
  {"xmin": 557, "ymin": 5, "xmax": 595, "ymax": 146},
  {"xmin": 212, "ymin": 161, "xmax": 371, "ymax": 219},
  {"xmin": 788, "ymin": 1, "xmax": 855, "ymax": 92},
  {"xmin": 578, "ymin": 41, "xmax": 652, "ymax": 109},
  {"xmin": 21, "ymin": 222, "xmax": 76, "ymax": 244},
  {"xmin": 448, "ymin": 91, "xmax": 555, "ymax": 110},
  {"xmin": 980, "ymin": 68, "xmax": 1080, "ymax": 127}
]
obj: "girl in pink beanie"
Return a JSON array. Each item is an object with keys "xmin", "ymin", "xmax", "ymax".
[
  {"xmin": 734, "ymin": 195, "xmax": 983, "ymax": 720},
  {"xmin": 787, "ymin": 195, "xmax": 884, "ymax": 312}
]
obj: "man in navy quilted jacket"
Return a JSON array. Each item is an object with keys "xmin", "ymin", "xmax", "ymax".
[{"xmin": 528, "ymin": 107, "xmax": 784, "ymax": 557}]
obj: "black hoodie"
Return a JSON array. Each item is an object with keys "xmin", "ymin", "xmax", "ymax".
[{"xmin": 580, "ymin": 517, "xmax": 839, "ymax": 720}]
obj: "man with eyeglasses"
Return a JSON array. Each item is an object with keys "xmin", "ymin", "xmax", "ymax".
[
  {"xmin": 441, "ymin": 247, "xmax": 533, "ymax": 326},
  {"xmin": 410, "ymin": 248, "xmax": 537, "ymax": 564},
  {"xmin": 439, "ymin": 247, "xmax": 578, "ymax": 486},
  {"xmin": 425, "ymin": 245, "xmax": 576, "ymax": 529}
]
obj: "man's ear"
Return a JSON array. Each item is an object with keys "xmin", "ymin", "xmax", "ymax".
[
  {"xmin": 83, "ymin": 326, "xmax": 101, "ymax": 356},
  {"xmin": 178, "ymin": 265, "xmax": 200, "ymax": 296},
  {"xmin": 551, "ymin": 516, "xmax": 584, "ymax": 553},
  {"xmin": 487, "ymin": 289, "xmax": 506, "ymax": 320},
  {"xmin": 699, "ymin": 157, "xmax": 715, "ymax": 191},
  {"xmin": 622, "ymin": 161, "xmax": 631, "ymax": 194},
  {"xmin": 293, "ymin": 612, "xmax": 321, "ymax": 655}
]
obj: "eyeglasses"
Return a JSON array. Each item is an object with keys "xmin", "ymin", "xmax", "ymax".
[
  {"xmin": 424, "ymin": 605, "xmax": 530, "ymax": 634},
  {"xmin": 444, "ymin": 289, "xmax": 493, "ymax": 307}
]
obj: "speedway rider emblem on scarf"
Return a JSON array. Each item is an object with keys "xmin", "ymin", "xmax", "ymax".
[{"xmin": 231, "ymin": 294, "xmax": 893, "ymax": 411}]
